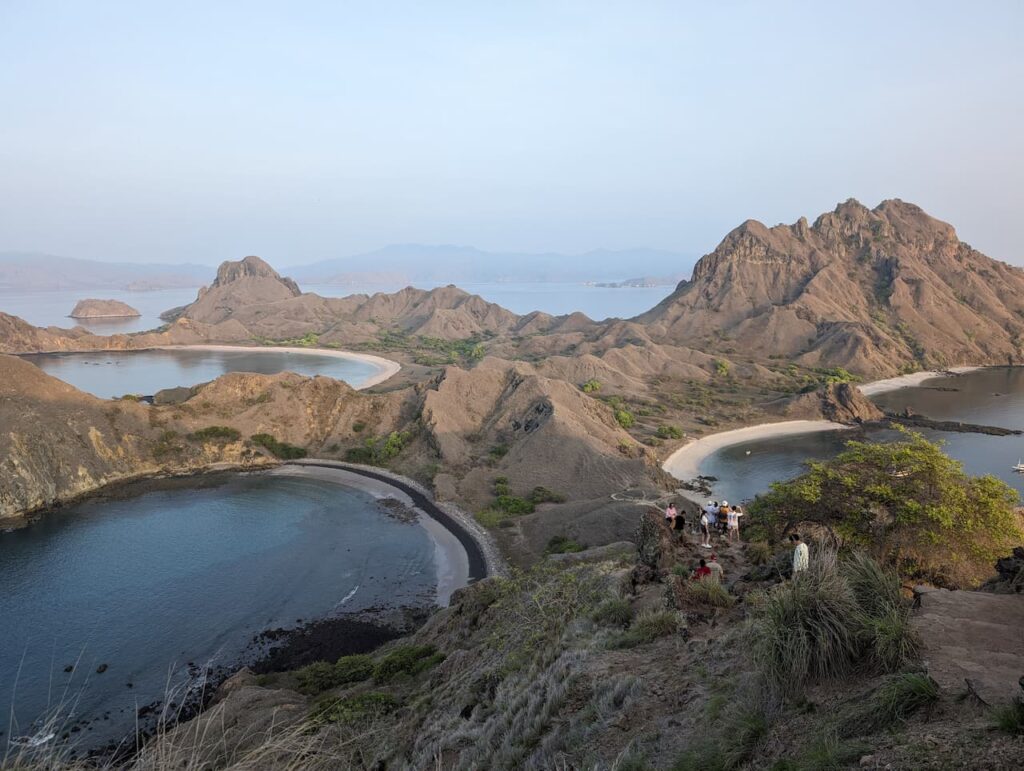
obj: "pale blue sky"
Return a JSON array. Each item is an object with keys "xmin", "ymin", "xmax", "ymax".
[{"xmin": 1, "ymin": 1, "xmax": 1022, "ymax": 266}]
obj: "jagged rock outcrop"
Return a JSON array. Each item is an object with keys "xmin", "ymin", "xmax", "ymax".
[
  {"xmin": 777, "ymin": 382, "xmax": 885, "ymax": 423},
  {"xmin": 640, "ymin": 199, "xmax": 1024, "ymax": 376},
  {"xmin": 69, "ymin": 299, "xmax": 141, "ymax": 318}
]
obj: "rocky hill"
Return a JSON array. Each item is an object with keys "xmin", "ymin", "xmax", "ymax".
[{"xmin": 640, "ymin": 199, "xmax": 1024, "ymax": 375}]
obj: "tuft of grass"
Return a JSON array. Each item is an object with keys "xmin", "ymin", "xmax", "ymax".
[
  {"xmin": 611, "ymin": 610, "xmax": 680, "ymax": 648},
  {"xmin": 311, "ymin": 691, "xmax": 399, "ymax": 725},
  {"xmin": 719, "ymin": 704, "xmax": 770, "ymax": 769},
  {"xmin": 682, "ymin": 579, "xmax": 736, "ymax": 608},
  {"xmin": 530, "ymin": 486, "xmax": 567, "ymax": 504},
  {"xmin": 591, "ymin": 598, "xmax": 634, "ymax": 628},
  {"xmin": 747, "ymin": 554, "xmax": 864, "ymax": 696},
  {"xmin": 845, "ymin": 672, "xmax": 939, "ymax": 735},
  {"xmin": 372, "ymin": 644, "xmax": 444, "ymax": 683},
  {"xmin": 865, "ymin": 606, "xmax": 919, "ymax": 672},
  {"xmin": 545, "ymin": 535, "xmax": 585, "ymax": 555},
  {"xmin": 841, "ymin": 551, "xmax": 902, "ymax": 619},
  {"xmin": 251, "ymin": 432, "xmax": 307, "ymax": 459},
  {"xmin": 991, "ymin": 699, "xmax": 1024, "ymax": 735},
  {"xmin": 745, "ymin": 541, "xmax": 771, "ymax": 566},
  {"xmin": 772, "ymin": 734, "xmax": 870, "ymax": 770}
]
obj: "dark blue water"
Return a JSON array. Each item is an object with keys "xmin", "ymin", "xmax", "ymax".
[
  {"xmin": 20, "ymin": 348, "xmax": 382, "ymax": 398},
  {"xmin": 699, "ymin": 368, "xmax": 1024, "ymax": 503},
  {"xmin": 0, "ymin": 473, "xmax": 436, "ymax": 751}
]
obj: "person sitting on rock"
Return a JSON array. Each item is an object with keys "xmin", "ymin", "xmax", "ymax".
[{"xmin": 693, "ymin": 558, "xmax": 712, "ymax": 580}]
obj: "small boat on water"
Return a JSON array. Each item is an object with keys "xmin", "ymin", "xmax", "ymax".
[{"xmin": 1013, "ymin": 459, "xmax": 1024, "ymax": 473}]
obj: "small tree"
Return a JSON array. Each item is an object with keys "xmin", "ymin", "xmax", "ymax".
[{"xmin": 749, "ymin": 429, "xmax": 1022, "ymax": 587}]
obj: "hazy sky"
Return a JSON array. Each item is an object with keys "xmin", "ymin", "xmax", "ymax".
[{"xmin": 2, "ymin": 1, "xmax": 1022, "ymax": 266}]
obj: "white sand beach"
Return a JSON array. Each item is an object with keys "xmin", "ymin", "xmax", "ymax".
[
  {"xmin": 662, "ymin": 420, "xmax": 852, "ymax": 482},
  {"xmin": 857, "ymin": 366, "xmax": 981, "ymax": 396},
  {"xmin": 155, "ymin": 344, "xmax": 401, "ymax": 389}
]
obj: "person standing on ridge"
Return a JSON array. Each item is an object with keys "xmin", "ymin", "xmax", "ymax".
[
  {"xmin": 707, "ymin": 552, "xmax": 724, "ymax": 583},
  {"xmin": 699, "ymin": 508, "xmax": 712, "ymax": 548},
  {"xmin": 790, "ymin": 533, "xmax": 809, "ymax": 577},
  {"xmin": 726, "ymin": 505, "xmax": 743, "ymax": 543}
]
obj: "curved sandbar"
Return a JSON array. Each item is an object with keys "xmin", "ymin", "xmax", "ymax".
[
  {"xmin": 154, "ymin": 344, "xmax": 401, "ymax": 389},
  {"xmin": 662, "ymin": 420, "xmax": 852, "ymax": 482},
  {"xmin": 275, "ymin": 460, "xmax": 500, "ymax": 605},
  {"xmin": 858, "ymin": 366, "xmax": 981, "ymax": 396}
]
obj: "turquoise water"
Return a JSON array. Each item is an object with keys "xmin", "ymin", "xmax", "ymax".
[
  {"xmin": 697, "ymin": 368, "xmax": 1024, "ymax": 503},
  {"xmin": 0, "ymin": 473, "xmax": 437, "ymax": 752},
  {"xmin": 20, "ymin": 348, "xmax": 382, "ymax": 398}
]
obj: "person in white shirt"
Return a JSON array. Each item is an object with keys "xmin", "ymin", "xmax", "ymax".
[
  {"xmin": 790, "ymin": 533, "xmax": 809, "ymax": 577},
  {"xmin": 699, "ymin": 510, "xmax": 712, "ymax": 548},
  {"xmin": 726, "ymin": 505, "xmax": 744, "ymax": 543}
]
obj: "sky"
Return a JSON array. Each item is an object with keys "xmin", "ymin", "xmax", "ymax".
[{"xmin": 1, "ymin": 1, "xmax": 1022, "ymax": 267}]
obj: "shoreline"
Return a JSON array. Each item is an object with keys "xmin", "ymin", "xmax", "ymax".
[
  {"xmin": 662, "ymin": 420, "xmax": 852, "ymax": 483},
  {"xmin": 857, "ymin": 366, "xmax": 981, "ymax": 396},
  {"xmin": 661, "ymin": 366, "xmax": 989, "ymax": 487},
  {"xmin": 269, "ymin": 462, "xmax": 487, "ymax": 606},
  {"xmin": 153, "ymin": 344, "xmax": 402, "ymax": 390}
]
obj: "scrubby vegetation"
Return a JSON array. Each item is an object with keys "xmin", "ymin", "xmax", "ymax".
[
  {"xmin": 581, "ymin": 378, "xmax": 602, "ymax": 393},
  {"xmin": 655, "ymin": 424, "xmax": 684, "ymax": 439},
  {"xmin": 545, "ymin": 535, "xmax": 585, "ymax": 554},
  {"xmin": 344, "ymin": 430, "xmax": 410, "ymax": 465},
  {"xmin": 250, "ymin": 432, "xmax": 307, "ymax": 459},
  {"xmin": 188, "ymin": 425, "xmax": 241, "ymax": 442},
  {"xmin": 610, "ymin": 609, "xmax": 681, "ymax": 648},
  {"xmin": 749, "ymin": 429, "xmax": 1023, "ymax": 586},
  {"xmin": 295, "ymin": 654, "xmax": 373, "ymax": 694},
  {"xmin": 357, "ymin": 329, "xmax": 488, "ymax": 366}
]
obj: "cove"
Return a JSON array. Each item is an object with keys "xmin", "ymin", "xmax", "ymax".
[
  {"xmin": 690, "ymin": 367, "xmax": 1024, "ymax": 502},
  {"xmin": 0, "ymin": 471, "xmax": 450, "ymax": 753},
  {"xmin": 19, "ymin": 345, "xmax": 398, "ymax": 399}
]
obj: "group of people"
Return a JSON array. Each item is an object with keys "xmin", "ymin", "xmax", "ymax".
[{"xmin": 662, "ymin": 499, "xmax": 745, "ymax": 549}]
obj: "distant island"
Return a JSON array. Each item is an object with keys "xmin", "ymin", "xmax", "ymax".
[
  {"xmin": 587, "ymin": 275, "xmax": 686, "ymax": 288},
  {"xmin": 69, "ymin": 299, "xmax": 141, "ymax": 319}
]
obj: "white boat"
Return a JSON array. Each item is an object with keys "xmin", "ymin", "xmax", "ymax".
[{"xmin": 1013, "ymin": 459, "xmax": 1024, "ymax": 473}]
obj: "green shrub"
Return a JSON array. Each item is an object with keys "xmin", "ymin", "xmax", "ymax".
[
  {"xmin": 352, "ymin": 420, "xmax": 366, "ymax": 433},
  {"xmin": 656, "ymin": 425, "xmax": 684, "ymax": 440},
  {"xmin": 591, "ymin": 598, "xmax": 634, "ymax": 628},
  {"xmin": 312, "ymin": 691, "xmax": 399, "ymax": 724},
  {"xmin": 118, "ymin": 393, "xmax": 141, "ymax": 401},
  {"xmin": 493, "ymin": 476, "xmax": 511, "ymax": 496},
  {"xmin": 372, "ymin": 644, "xmax": 445, "ymax": 683},
  {"xmin": 295, "ymin": 653, "xmax": 374, "ymax": 694},
  {"xmin": 489, "ymin": 443, "xmax": 508, "ymax": 459},
  {"xmin": 189, "ymin": 425, "xmax": 241, "ymax": 442},
  {"xmin": 495, "ymin": 495, "xmax": 535, "ymax": 515},
  {"xmin": 529, "ymin": 486, "xmax": 567, "ymax": 504},
  {"xmin": 991, "ymin": 698, "xmax": 1024, "ymax": 735},
  {"xmin": 714, "ymin": 359, "xmax": 730, "ymax": 377},
  {"xmin": 581, "ymin": 378, "xmax": 602, "ymax": 393},
  {"xmin": 615, "ymin": 409, "xmax": 635, "ymax": 429},
  {"xmin": 683, "ymin": 579, "xmax": 735, "ymax": 609},
  {"xmin": 251, "ymin": 433, "xmax": 307, "ymax": 459},
  {"xmin": 545, "ymin": 535, "xmax": 585, "ymax": 555},
  {"xmin": 865, "ymin": 606, "xmax": 919, "ymax": 672}
]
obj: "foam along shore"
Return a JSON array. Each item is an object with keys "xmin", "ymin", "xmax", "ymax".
[
  {"xmin": 662, "ymin": 419, "xmax": 852, "ymax": 483},
  {"xmin": 267, "ymin": 463, "xmax": 471, "ymax": 606},
  {"xmin": 857, "ymin": 366, "xmax": 982, "ymax": 396},
  {"xmin": 154, "ymin": 344, "xmax": 401, "ymax": 390}
]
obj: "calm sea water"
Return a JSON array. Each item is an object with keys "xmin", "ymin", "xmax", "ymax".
[
  {"xmin": 0, "ymin": 282, "xmax": 671, "ymax": 334},
  {"xmin": 0, "ymin": 473, "xmax": 437, "ymax": 751},
  {"xmin": 698, "ymin": 368, "xmax": 1024, "ymax": 503},
  {"xmin": 21, "ymin": 348, "xmax": 381, "ymax": 398}
]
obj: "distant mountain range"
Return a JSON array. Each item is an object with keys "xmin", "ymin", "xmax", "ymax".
[
  {"xmin": 0, "ymin": 252, "xmax": 211, "ymax": 291},
  {"xmin": 0, "ymin": 246, "xmax": 696, "ymax": 292},
  {"xmin": 284, "ymin": 245, "xmax": 695, "ymax": 285}
]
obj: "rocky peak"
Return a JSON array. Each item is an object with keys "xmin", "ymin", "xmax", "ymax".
[{"xmin": 212, "ymin": 256, "xmax": 300, "ymax": 296}]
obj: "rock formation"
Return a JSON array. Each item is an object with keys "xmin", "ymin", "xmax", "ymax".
[
  {"xmin": 640, "ymin": 199, "xmax": 1024, "ymax": 376},
  {"xmin": 69, "ymin": 299, "xmax": 141, "ymax": 318}
]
